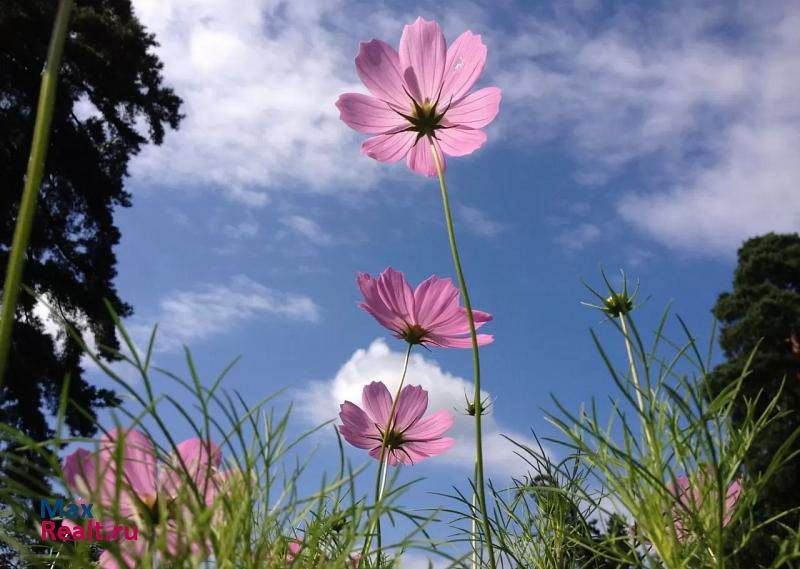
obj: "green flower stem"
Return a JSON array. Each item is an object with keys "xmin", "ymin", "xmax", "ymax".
[
  {"xmin": 430, "ymin": 142, "xmax": 497, "ymax": 569},
  {"xmin": 472, "ymin": 462, "xmax": 479, "ymax": 568},
  {"xmin": 618, "ymin": 313, "xmax": 653, "ymax": 450},
  {"xmin": 362, "ymin": 342, "xmax": 413, "ymax": 562},
  {"xmin": 0, "ymin": 0, "xmax": 74, "ymax": 388}
]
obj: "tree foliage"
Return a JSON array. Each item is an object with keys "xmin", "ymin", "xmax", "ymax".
[
  {"xmin": 707, "ymin": 232, "xmax": 800, "ymax": 567},
  {"xmin": 0, "ymin": 0, "xmax": 181, "ymax": 559}
]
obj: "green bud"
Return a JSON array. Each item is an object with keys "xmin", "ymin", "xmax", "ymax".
[{"xmin": 602, "ymin": 291, "xmax": 634, "ymax": 317}]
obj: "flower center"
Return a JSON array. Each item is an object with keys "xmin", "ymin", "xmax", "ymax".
[
  {"xmin": 381, "ymin": 428, "xmax": 405, "ymax": 450},
  {"xmin": 401, "ymin": 97, "xmax": 447, "ymax": 139},
  {"xmin": 138, "ymin": 495, "xmax": 181, "ymax": 526},
  {"xmin": 400, "ymin": 323, "xmax": 427, "ymax": 345}
]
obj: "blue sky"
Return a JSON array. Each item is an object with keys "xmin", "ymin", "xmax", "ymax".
[{"xmin": 50, "ymin": 0, "xmax": 800, "ymax": 564}]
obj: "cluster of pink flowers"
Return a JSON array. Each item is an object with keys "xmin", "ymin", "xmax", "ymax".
[
  {"xmin": 335, "ymin": 14, "xmax": 502, "ymax": 466},
  {"xmin": 43, "ymin": 13, "xmax": 754, "ymax": 569},
  {"xmin": 338, "ymin": 267, "xmax": 495, "ymax": 465},
  {"xmin": 62, "ymin": 429, "xmax": 227, "ymax": 568},
  {"xmin": 668, "ymin": 469, "xmax": 743, "ymax": 542}
]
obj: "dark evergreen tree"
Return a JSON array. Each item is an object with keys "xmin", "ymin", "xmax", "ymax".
[
  {"xmin": 0, "ymin": 0, "xmax": 181, "ymax": 561},
  {"xmin": 706, "ymin": 233, "xmax": 800, "ymax": 567}
]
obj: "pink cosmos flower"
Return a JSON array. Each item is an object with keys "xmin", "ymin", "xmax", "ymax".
[
  {"xmin": 338, "ymin": 381, "xmax": 454, "ymax": 466},
  {"xmin": 357, "ymin": 267, "xmax": 493, "ymax": 349},
  {"xmin": 286, "ymin": 538, "xmax": 303, "ymax": 564},
  {"xmin": 62, "ymin": 429, "xmax": 227, "ymax": 569},
  {"xmin": 668, "ymin": 469, "xmax": 743, "ymax": 542},
  {"xmin": 336, "ymin": 17, "xmax": 501, "ymax": 176}
]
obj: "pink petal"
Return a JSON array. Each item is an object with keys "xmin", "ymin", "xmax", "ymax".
[
  {"xmin": 425, "ymin": 332, "xmax": 494, "ymax": 348},
  {"xmin": 398, "ymin": 17, "xmax": 447, "ymax": 103},
  {"xmin": 63, "ymin": 448, "xmax": 102, "ymax": 499},
  {"xmin": 375, "ymin": 268, "xmax": 416, "ymax": 326},
  {"xmin": 336, "ymin": 93, "xmax": 406, "ymax": 134},
  {"xmin": 429, "ymin": 307, "xmax": 492, "ymax": 336},
  {"xmin": 96, "ymin": 429, "xmax": 158, "ymax": 514},
  {"xmin": 392, "ymin": 385, "xmax": 429, "ymax": 431},
  {"xmin": 403, "ymin": 437, "xmax": 455, "ymax": 461},
  {"xmin": 356, "ymin": 272, "xmax": 406, "ymax": 333},
  {"xmin": 361, "ymin": 381, "xmax": 392, "ymax": 425},
  {"xmin": 361, "ymin": 131, "xmax": 417, "ymax": 163},
  {"xmin": 287, "ymin": 537, "xmax": 304, "ymax": 562},
  {"xmin": 163, "ymin": 522, "xmax": 207, "ymax": 559},
  {"xmin": 98, "ymin": 540, "xmax": 146, "ymax": 569},
  {"xmin": 443, "ymin": 87, "xmax": 501, "ymax": 129},
  {"xmin": 723, "ymin": 480, "xmax": 743, "ymax": 527},
  {"xmin": 159, "ymin": 438, "xmax": 222, "ymax": 504},
  {"xmin": 413, "ymin": 276, "xmax": 461, "ymax": 331},
  {"xmin": 404, "ymin": 409, "xmax": 454, "ymax": 441},
  {"xmin": 407, "ymin": 138, "xmax": 444, "ymax": 177},
  {"xmin": 440, "ymin": 31, "xmax": 488, "ymax": 104},
  {"xmin": 436, "ymin": 127, "xmax": 487, "ymax": 157},
  {"xmin": 338, "ymin": 401, "xmax": 381, "ymax": 449},
  {"xmin": 670, "ymin": 474, "xmax": 692, "ymax": 504},
  {"xmin": 355, "ymin": 40, "xmax": 407, "ymax": 109}
]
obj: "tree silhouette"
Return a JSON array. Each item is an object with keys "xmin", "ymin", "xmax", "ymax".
[
  {"xmin": 0, "ymin": 0, "xmax": 181, "ymax": 561},
  {"xmin": 707, "ymin": 232, "xmax": 800, "ymax": 567}
]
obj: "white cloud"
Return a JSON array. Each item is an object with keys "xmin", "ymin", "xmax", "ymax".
[
  {"xmin": 554, "ymin": 222, "xmax": 600, "ymax": 252},
  {"xmin": 32, "ymin": 298, "xmax": 144, "ymax": 386},
  {"xmin": 222, "ymin": 219, "xmax": 259, "ymax": 240},
  {"xmin": 127, "ymin": 0, "xmax": 509, "ymax": 205},
  {"xmin": 497, "ymin": 1, "xmax": 800, "ymax": 256},
  {"xmin": 128, "ymin": 0, "xmax": 392, "ymax": 204},
  {"xmin": 32, "ymin": 299, "xmax": 67, "ymax": 353},
  {"xmin": 301, "ymin": 339, "xmax": 541, "ymax": 475},
  {"xmin": 132, "ymin": 275, "xmax": 319, "ymax": 352},
  {"xmin": 279, "ymin": 215, "xmax": 333, "ymax": 246},
  {"xmin": 457, "ymin": 205, "xmax": 505, "ymax": 239}
]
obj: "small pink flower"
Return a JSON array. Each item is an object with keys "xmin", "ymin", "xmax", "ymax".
[
  {"xmin": 286, "ymin": 537, "xmax": 303, "ymax": 564},
  {"xmin": 357, "ymin": 267, "xmax": 493, "ymax": 348},
  {"xmin": 338, "ymin": 381, "xmax": 454, "ymax": 466},
  {"xmin": 336, "ymin": 17, "xmax": 501, "ymax": 176},
  {"xmin": 668, "ymin": 469, "xmax": 742, "ymax": 542},
  {"xmin": 62, "ymin": 429, "xmax": 226, "ymax": 568}
]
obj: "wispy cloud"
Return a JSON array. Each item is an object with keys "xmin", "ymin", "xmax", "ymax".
[
  {"xmin": 300, "ymin": 339, "xmax": 542, "ymax": 474},
  {"xmin": 128, "ymin": 0, "xmax": 504, "ymax": 205},
  {"xmin": 128, "ymin": 0, "xmax": 396, "ymax": 204},
  {"xmin": 457, "ymin": 205, "xmax": 506, "ymax": 239},
  {"xmin": 279, "ymin": 215, "xmax": 334, "ymax": 246},
  {"xmin": 554, "ymin": 222, "xmax": 600, "ymax": 252},
  {"xmin": 496, "ymin": 0, "xmax": 800, "ymax": 255},
  {"xmin": 132, "ymin": 275, "xmax": 319, "ymax": 352},
  {"xmin": 223, "ymin": 219, "xmax": 259, "ymax": 240}
]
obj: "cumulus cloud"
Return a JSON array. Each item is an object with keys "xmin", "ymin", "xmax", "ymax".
[
  {"xmin": 127, "ymin": 0, "xmax": 508, "ymax": 205},
  {"xmin": 301, "ymin": 339, "xmax": 541, "ymax": 475},
  {"xmin": 497, "ymin": 0, "xmax": 800, "ymax": 255},
  {"xmin": 127, "ymin": 0, "xmax": 405, "ymax": 204},
  {"xmin": 131, "ymin": 275, "xmax": 319, "ymax": 352}
]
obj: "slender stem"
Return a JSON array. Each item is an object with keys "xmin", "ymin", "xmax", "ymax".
[
  {"xmin": 0, "ymin": 0, "xmax": 74, "ymax": 388},
  {"xmin": 619, "ymin": 313, "xmax": 654, "ymax": 450},
  {"xmin": 362, "ymin": 343, "xmax": 413, "ymax": 563},
  {"xmin": 378, "ymin": 455, "xmax": 390, "ymax": 503},
  {"xmin": 430, "ymin": 142, "xmax": 497, "ymax": 568},
  {"xmin": 472, "ymin": 462, "xmax": 478, "ymax": 568}
]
